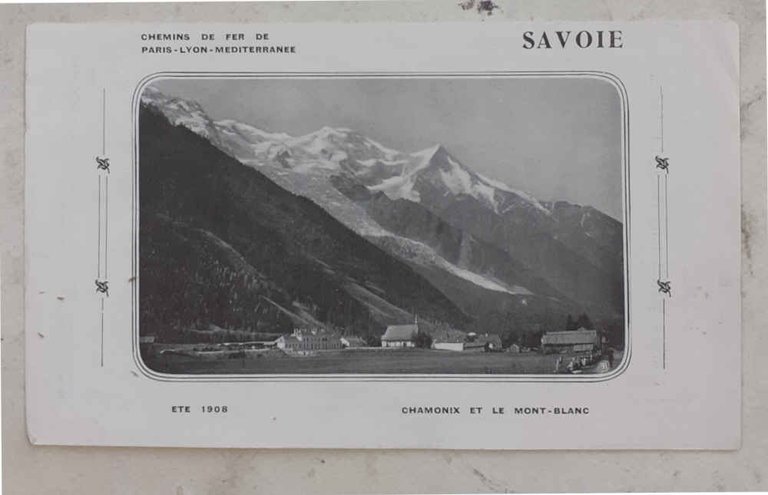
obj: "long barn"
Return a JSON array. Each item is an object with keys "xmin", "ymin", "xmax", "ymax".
[{"xmin": 541, "ymin": 328, "xmax": 601, "ymax": 354}]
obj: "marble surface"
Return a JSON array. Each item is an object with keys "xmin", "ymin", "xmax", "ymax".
[{"xmin": 1, "ymin": 1, "xmax": 765, "ymax": 493}]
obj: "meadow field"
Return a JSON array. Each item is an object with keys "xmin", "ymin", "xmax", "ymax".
[{"xmin": 143, "ymin": 347, "xmax": 622, "ymax": 375}]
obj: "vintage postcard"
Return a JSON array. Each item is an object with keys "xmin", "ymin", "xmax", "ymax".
[{"xmin": 25, "ymin": 21, "xmax": 740, "ymax": 449}]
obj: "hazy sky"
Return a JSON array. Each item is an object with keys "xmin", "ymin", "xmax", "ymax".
[{"xmin": 152, "ymin": 77, "xmax": 623, "ymax": 219}]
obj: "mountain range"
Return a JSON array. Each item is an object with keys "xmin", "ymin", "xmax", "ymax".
[{"xmin": 140, "ymin": 86, "xmax": 624, "ymax": 343}]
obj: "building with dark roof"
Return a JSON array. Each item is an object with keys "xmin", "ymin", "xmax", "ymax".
[
  {"xmin": 475, "ymin": 333, "xmax": 503, "ymax": 351},
  {"xmin": 541, "ymin": 329, "xmax": 600, "ymax": 354}
]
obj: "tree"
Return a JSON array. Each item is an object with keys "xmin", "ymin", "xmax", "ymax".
[
  {"xmin": 501, "ymin": 331, "xmax": 519, "ymax": 349},
  {"xmin": 364, "ymin": 334, "xmax": 382, "ymax": 347},
  {"xmin": 413, "ymin": 332, "xmax": 433, "ymax": 349},
  {"xmin": 521, "ymin": 330, "xmax": 544, "ymax": 348},
  {"xmin": 576, "ymin": 313, "xmax": 594, "ymax": 330},
  {"xmin": 604, "ymin": 320, "xmax": 624, "ymax": 349},
  {"xmin": 565, "ymin": 314, "xmax": 577, "ymax": 331}
]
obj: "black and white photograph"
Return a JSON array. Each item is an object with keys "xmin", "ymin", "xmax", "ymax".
[{"xmin": 137, "ymin": 75, "xmax": 628, "ymax": 375}]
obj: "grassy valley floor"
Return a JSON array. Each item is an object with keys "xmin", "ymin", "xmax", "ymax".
[{"xmin": 143, "ymin": 347, "xmax": 623, "ymax": 375}]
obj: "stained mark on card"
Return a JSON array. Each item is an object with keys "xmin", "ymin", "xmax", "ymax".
[
  {"xmin": 458, "ymin": 0, "xmax": 500, "ymax": 17},
  {"xmin": 470, "ymin": 467, "xmax": 508, "ymax": 492},
  {"xmin": 742, "ymin": 209, "xmax": 753, "ymax": 269}
]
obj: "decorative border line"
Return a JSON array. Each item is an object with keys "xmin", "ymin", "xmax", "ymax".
[
  {"xmin": 130, "ymin": 71, "xmax": 631, "ymax": 383},
  {"xmin": 96, "ymin": 88, "xmax": 110, "ymax": 367},
  {"xmin": 655, "ymin": 85, "xmax": 671, "ymax": 370}
]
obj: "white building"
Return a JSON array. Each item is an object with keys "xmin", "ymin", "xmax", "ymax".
[
  {"xmin": 381, "ymin": 324, "xmax": 419, "ymax": 348},
  {"xmin": 276, "ymin": 328, "xmax": 342, "ymax": 351},
  {"xmin": 433, "ymin": 341, "xmax": 465, "ymax": 351},
  {"xmin": 341, "ymin": 336, "xmax": 367, "ymax": 348},
  {"xmin": 432, "ymin": 331, "xmax": 466, "ymax": 351},
  {"xmin": 433, "ymin": 332, "xmax": 503, "ymax": 352}
]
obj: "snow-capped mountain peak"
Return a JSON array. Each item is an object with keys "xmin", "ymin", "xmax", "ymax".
[
  {"xmin": 285, "ymin": 126, "xmax": 403, "ymax": 165},
  {"xmin": 408, "ymin": 144, "xmax": 501, "ymax": 211},
  {"xmin": 215, "ymin": 119, "xmax": 292, "ymax": 143},
  {"xmin": 142, "ymin": 86, "xmax": 551, "ymax": 217},
  {"xmin": 141, "ymin": 86, "xmax": 220, "ymax": 142}
]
